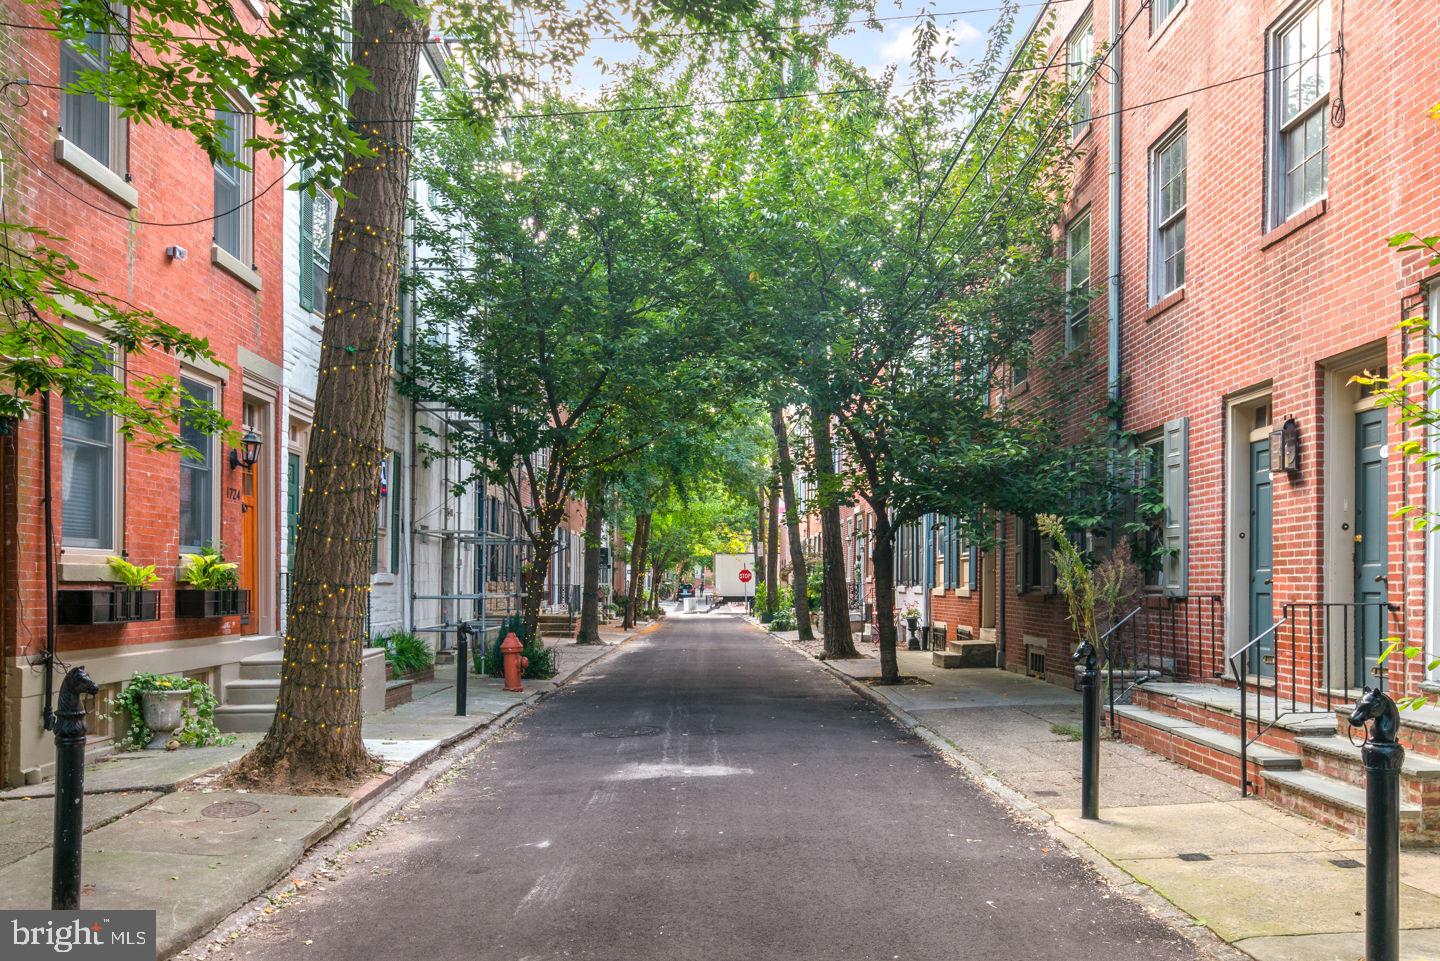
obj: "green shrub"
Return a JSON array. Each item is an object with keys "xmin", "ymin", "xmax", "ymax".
[
  {"xmin": 486, "ymin": 633, "xmax": 558, "ymax": 680},
  {"xmin": 107, "ymin": 672, "xmax": 233, "ymax": 751},
  {"xmin": 381, "ymin": 631, "xmax": 433, "ymax": 676},
  {"xmin": 770, "ymin": 609, "xmax": 797, "ymax": 631}
]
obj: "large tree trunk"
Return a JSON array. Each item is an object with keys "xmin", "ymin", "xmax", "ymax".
[
  {"xmin": 810, "ymin": 405, "xmax": 857, "ymax": 658},
  {"xmin": 623, "ymin": 512, "xmax": 650, "ymax": 629},
  {"xmin": 771, "ymin": 406, "xmax": 813, "ymax": 639},
  {"xmin": 235, "ymin": 0, "xmax": 424, "ymax": 788},
  {"xmin": 870, "ymin": 506, "xmax": 900, "ymax": 683},
  {"xmin": 754, "ymin": 488, "xmax": 767, "ymax": 610},
  {"xmin": 764, "ymin": 473, "xmax": 779, "ymax": 617},
  {"xmin": 576, "ymin": 485, "xmax": 605, "ymax": 644}
]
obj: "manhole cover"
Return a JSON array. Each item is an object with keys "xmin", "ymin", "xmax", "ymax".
[
  {"xmin": 201, "ymin": 800, "xmax": 261, "ymax": 819},
  {"xmin": 591, "ymin": 726, "xmax": 663, "ymax": 738}
]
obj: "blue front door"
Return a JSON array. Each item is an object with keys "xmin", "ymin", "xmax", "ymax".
[{"xmin": 1248, "ymin": 438, "xmax": 1275, "ymax": 677}]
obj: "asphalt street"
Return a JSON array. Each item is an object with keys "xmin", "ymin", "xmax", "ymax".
[{"xmin": 212, "ymin": 613, "xmax": 1202, "ymax": 961}]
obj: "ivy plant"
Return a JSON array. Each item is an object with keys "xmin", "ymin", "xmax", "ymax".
[{"xmin": 107, "ymin": 672, "xmax": 233, "ymax": 751}]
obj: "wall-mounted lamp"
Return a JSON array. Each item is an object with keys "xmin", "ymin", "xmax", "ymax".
[
  {"xmin": 1269, "ymin": 416, "xmax": 1301, "ymax": 476},
  {"xmin": 229, "ymin": 427, "xmax": 262, "ymax": 469}
]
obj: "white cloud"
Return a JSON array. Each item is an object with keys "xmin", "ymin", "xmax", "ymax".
[{"xmin": 878, "ymin": 19, "xmax": 984, "ymax": 65}]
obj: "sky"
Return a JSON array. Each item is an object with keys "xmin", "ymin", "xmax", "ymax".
[{"xmin": 557, "ymin": 1, "xmax": 1043, "ymax": 103}]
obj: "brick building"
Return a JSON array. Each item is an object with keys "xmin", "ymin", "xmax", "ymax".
[{"xmin": 0, "ymin": 0, "xmax": 285, "ymax": 783}]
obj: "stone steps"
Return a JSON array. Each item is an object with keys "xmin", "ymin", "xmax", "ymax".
[{"xmin": 1114, "ymin": 704, "xmax": 1300, "ymax": 789}]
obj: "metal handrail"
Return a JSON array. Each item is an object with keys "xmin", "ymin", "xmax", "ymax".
[
  {"xmin": 1228, "ymin": 614, "xmax": 1291, "ymax": 797},
  {"xmin": 1096, "ymin": 594, "xmax": 1224, "ymax": 729},
  {"xmin": 1099, "ymin": 604, "xmax": 1146, "ymax": 729}
]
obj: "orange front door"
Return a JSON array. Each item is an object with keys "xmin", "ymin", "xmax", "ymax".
[{"xmin": 239, "ymin": 402, "xmax": 261, "ymax": 629}]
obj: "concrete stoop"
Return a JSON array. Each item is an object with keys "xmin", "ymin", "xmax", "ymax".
[
  {"xmin": 214, "ymin": 651, "xmax": 282, "ymax": 733},
  {"xmin": 932, "ymin": 641, "xmax": 996, "ymax": 669},
  {"xmin": 1118, "ymin": 682, "xmax": 1440, "ymax": 846}
]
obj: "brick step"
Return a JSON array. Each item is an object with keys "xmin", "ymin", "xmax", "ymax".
[
  {"xmin": 1259, "ymin": 769, "xmax": 1434, "ymax": 846},
  {"xmin": 1296, "ymin": 735, "xmax": 1440, "ymax": 803},
  {"xmin": 384, "ymin": 679, "xmax": 414, "ymax": 710},
  {"xmin": 1115, "ymin": 704, "xmax": 1300, "ymax": 788},
  {"xmin": 1332, "ymin": 706, "xmax": 1440, "ymax": 761},
  {"xmin": 1133, "ymin": 682, "xmax": 1334, "ymax": 752}
]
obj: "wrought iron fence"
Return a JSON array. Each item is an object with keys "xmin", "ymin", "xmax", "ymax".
[{"xmin": 1098, "ymin": 594, "xmax": 1224, "ymax": 727}]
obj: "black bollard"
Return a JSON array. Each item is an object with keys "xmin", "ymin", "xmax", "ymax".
[
  {"xmin": 52, "ymin": 666, "xmax": 98, "ymax": 910},
  {"xmin": 455, "ymin": 626, "xmax": 469, "ymax": 718},
  {"xmin": 1348, "ymin": 687, "xmax": 1403, "ymax": 961},
  {"xmin": 1074, "ymin": 641, "xmax": 1100, "ymax": 821}
]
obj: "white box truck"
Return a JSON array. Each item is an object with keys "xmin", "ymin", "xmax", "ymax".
[{"xmin": 713, "ymin": 552, "xmax": 756, "ymax": 601}]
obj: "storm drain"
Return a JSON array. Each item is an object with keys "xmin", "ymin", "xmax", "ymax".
[
  {"xmin": 201, "ymin": 800, "xmax": 261, "ymax": 819},
  {"xmin": 591, "ymin": 726, "xmax": 663, "ymax": 738},
  {"xmin": 1176, "ymin": 852, "xmax": 1212, "ymax": 862}
]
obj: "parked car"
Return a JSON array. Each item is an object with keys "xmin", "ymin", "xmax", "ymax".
[{"xmin": 677, "ymin": 584, "xmax": 695, "ymax": 598}]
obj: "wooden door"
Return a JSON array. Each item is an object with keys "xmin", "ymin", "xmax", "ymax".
[
  {"xmin": 239, "ymin": 401, "xmax": 261, "ymax": 629},
  {"xmin": 1248, "ymin": 438, "xmax": 1274, "ymax": 677}
]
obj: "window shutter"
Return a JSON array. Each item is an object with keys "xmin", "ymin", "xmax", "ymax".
[
  {"xmin": 1162, "ymin": 416, "xmax": 1189, "ymax": 597},
  {"xmin": 968, "ymin": 543, "xmax": 979, "ymax": 592},
  {"xmin": 298, "ymin": 178, "xmax": 315, "ymax": 312},
  {"xmin": 1016, "ymin": 518, "xmax": 1029, "ymax": 594},
  {"xmin": 943, "ymin": 517, "xmax": 955, "ymax": 589},
  {"xmin": 390, "ymin": 452, "xmax": 402, "ymax": 573},
  {"xmin": 926, "ymin": 517, "xmax": 936, "ymax": 589}
]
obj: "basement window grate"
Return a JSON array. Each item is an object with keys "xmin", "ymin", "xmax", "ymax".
[
  {"xmin": 1027, "ymin": 649, "xmax": 1046, "ymax": 676},
  {"xmin": 1330, "ymin": 859, "xmax": 1362, "ymax": 869},
  {"xmin": 1176, "ymin": 852, "xmax": 1212, "ymax": 862}
]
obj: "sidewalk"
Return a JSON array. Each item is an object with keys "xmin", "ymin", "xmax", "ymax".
[
  {"xmin": 0, "ymin": 626, "xmax": 647, "ymax": 957},
  {"xmin": 764, "ymin": 625, "xmax": 1440, "ymax": 961}
]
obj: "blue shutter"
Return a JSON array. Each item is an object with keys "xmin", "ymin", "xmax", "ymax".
[
  {"xmin": 968, "ymin": 543, "xmax": 979, "ymax": 592},
  {"xmin": 298, "ymin": 174, "xmax": 315, "ymax": 312}
]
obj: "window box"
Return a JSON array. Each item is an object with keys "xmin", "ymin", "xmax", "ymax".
[
  {"xmin": 57, "ymin": 588, "xmax": 160, "ymax": 625},
  {"xmin": 175, "ymin": 588, "xmax": 250, "ymax": 619}
]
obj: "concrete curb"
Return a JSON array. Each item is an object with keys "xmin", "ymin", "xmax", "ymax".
[
  {"xmin": 175, "ymin": 622, "xmax": 654, "ymax": 960},
  {"xmin": 752, "ymin": 619, "xmax": 1251, "ymax": 961}
]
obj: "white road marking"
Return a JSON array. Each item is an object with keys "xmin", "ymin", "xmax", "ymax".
[{"xmin": 604, "ymin": 762, "xmax": 753, "ymax": 781}]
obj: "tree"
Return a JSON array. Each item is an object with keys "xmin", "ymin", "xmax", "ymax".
[
  {"xmin": 807, "ymin": 404, "xmax": 856, "ymax": 657},
  {"xmin": 770, "ymin": 406, "xmax": 814, "ymax": 639}
]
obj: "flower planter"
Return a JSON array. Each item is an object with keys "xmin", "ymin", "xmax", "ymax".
[
  {"xmin": 57, "ymin": 588, "xmax": 160, "ymax": 625},
  {"xmin": 175, "ymin": 589, "xmax": 250, "ymax": 619},
  {"xmin": 140, "ymin": 688, "xmax": 189, "ymax": 749}
]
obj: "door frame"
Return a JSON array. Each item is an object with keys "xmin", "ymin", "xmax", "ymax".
[
  {"xmin": 1322, "ymin": 346, "xmax": 1387, "ymax": 688},
  {"xmin": 1224, "ymin": 386, "xmax": 1273, "ymax": 670}
]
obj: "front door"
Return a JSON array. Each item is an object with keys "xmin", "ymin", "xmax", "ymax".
[
  {"xmin": 1248, "ymin": 438, "xmax": 1275, "ymax": 677},
  {"xmin": 1354, "ymin": 407, "xmax": 1388, "ymax": 684},
  {"xmin": 239, "ymin": 401, "xmax": 261, "ymax": 631}
]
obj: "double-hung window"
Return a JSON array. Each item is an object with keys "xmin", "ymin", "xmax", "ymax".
[
  {"xmin": 1151, "ymin": 122, "xmax": 1187, "ymax": 300},
  {"xmin": 298, "ymin": 170, "xmax": 335, "ymax": 315},
  {"xmin": 61, "ymin": 341, "xmax": 116, "ymax": 549},
  {"xmin": 1067, "ymin": 12, "xmax": 1094, "ymax": 140},
  {"xmin": 1066, "ymin": 210, "xmax": 1092, "ymax": 352},
  {"xmin": 213, "ymin": 105, "xmax": 254, "ymax": 260},
  {"xmin": 178, "ymin": 377, "xmax": 215, "ymax": 552},
  {"xmin": 1268, "ymin": 0, "xmax": 1330, "ymax": 225},
  {"xmin": 60, "ymin": 14, "xmax": 124, "ymax": 169}
]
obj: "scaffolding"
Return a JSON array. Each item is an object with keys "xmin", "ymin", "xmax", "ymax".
[{"xmin": 407, "ymin": 395, "xmax": 530, "ymax": 660}]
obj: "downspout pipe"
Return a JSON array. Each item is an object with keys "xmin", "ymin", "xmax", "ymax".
[{"xmin": 1106, "ymin": 0, "xmax": 1124, "ymax": 427}]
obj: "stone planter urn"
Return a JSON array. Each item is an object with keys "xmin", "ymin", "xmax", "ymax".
[{"xmin": 140, "ymin": 689, "xmax": 189, "ymax": 749}]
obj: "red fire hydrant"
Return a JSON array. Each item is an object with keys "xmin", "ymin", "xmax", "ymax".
[{"xmin": 501, "ymin": 632, "xmax": 528, "ymax": 693}]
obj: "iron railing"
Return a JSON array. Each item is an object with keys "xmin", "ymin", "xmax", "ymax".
[
  {"xmin": 1097, "ymin": 594, "xmax": 1224, "ymax": 728},
  {"xmin": 1229, "ymin": 601, "xmax": 1402, "ymax": 796}
]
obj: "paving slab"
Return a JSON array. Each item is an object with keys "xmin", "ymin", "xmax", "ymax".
[
  {"xmin": 1118, "ymin": 850, "xmax": 1440, "ymax": 942},
  {"xmin": 0, "ymin": 739, "xmax": 256, "ymax": 799},
  {"xmin": 1235, "ymin": 928, "xmax": 1440, "ymax": 961},
  {"xmin": 1055, "ymin": 800, "xmax": 1361, "ymax": 860},
  {"xmin": 0, "ymin": 790, "xmax": 158, "ymax": 843}
]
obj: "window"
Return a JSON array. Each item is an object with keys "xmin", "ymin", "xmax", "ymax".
[
  {"xmin": 61, "ymin": 342, "xmax": 116, "ymax": 549},
  {"xmin": 298, "ymin": 171, "xmax": 335, "ymax": 315},
  {"xmin": 213, "ymin": 105, "xmax": 253, "ymax": 259},
  {"xmin": 1152, "ymin": 0, "xmax": 1183, "ymax": 31},
  {"xmin": 178, "ymin": 377, "xmax": 215, "ymax": 552},
  {"xmin": 1151, "ymin": 122, "xmax": 1187, "ymax": 300},
  {"xmin": 1268, "ymin": 0, "xmax": 1330, "ymax": 225},
  {"xmin": 1011, "ymin": 352, "xmax": 1028, "ymax": 387},
  {"xmin": 1067, "ymin": 12, "xmax": 1094, "ymax": 140},
  {"xmin": 1019, "ymin": 518, "xmax": 1043, "ymax": 593},
  {"xmin": 1066, "ymin": 211, "xmax": 1092, "ymax": 351},
  {"xmin": 60, "ymin": 16, "xmax": 123, "ymax": 169}
]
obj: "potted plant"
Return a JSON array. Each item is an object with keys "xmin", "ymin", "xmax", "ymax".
[
  {"xmin": 902, "ymin": 603, "xmax": 922, "ymax": 650},
  {"xmin": 175, "ymin": 546, "xmax": 248, "ymax": 618},
  {"xmin": 57, "ymin": 557, "xmax": 161, "ymax": 624},
  {"xmin": 108, "ymin": 672, "xmax": 234, "ymax": 751}
]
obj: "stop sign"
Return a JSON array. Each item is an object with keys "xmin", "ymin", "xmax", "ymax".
[{"xmin": 739, "ymin": 569, "xmax": 753, "ymax": 584}]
